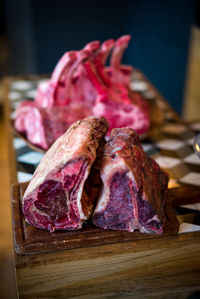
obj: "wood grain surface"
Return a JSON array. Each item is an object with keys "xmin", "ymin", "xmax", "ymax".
[
  {"xmin": 15, "ymin": 230, "xmax": 200, "ymax": 298},
  {"xmin": 3, "ymin": 77, "xmax": 18, "ymax": 184}
]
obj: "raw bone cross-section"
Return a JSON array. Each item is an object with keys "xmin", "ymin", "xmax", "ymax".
[
  {"xmin": 92, "ymin": 128, "xmax": 169, "ymax": 234},
  {"xmin": 22, "ymin": 116, "xmax": 108, "ymax": 232}
]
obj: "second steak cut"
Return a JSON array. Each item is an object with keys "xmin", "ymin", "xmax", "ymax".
[
  {"xmin": 22, "ymin": 116, "xmax": 108, "ymax": 231},
  {"xmin": 92, "ymin": 128, "xmax": 169, "ymax": 234}
]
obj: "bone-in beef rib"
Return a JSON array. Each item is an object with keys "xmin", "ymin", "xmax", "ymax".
[
  {"xmin": 22, "ymin": 116, "xmax": 108, "ymax": 232},
  {"xmin": 92, "ymin": 128, "xmax": 168, "ymax": 234}
]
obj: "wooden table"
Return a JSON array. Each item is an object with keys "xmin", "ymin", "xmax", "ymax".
[{"xmin": 3, "ymin": 71, "xmax": 200, "ymax": 298}]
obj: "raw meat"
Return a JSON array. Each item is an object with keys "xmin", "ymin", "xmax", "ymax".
[
  {"xmin": 92, "ymin": 128, "xmax": 168, "ymax": 234},
  {"xmin": 35, "ymin": 50, "xmax": 89, "ymax": 108},
  {"xmin": 22, "ymin": 116, "xmax": 108, "ymax": 231},
  {"xmin": 15, "ymin": 35, "xmax": 150, "ymax": 150},
  {"xmin": 83, "ymin": 60, "xmax": 149, "ymax": 134},
  {"xmin": 92, "ymin": 94, "xmax": 149, "ymax": 135},
  {"xmin": 105, "ymin": 35, "xmax": 133, "ymax": 87},
  {"xmin": 15, "ymin": 102, "xmax": 90, "ymax": 150},
  {"xmin": 14, "ymin": 101, "xmax": 36, "ymax": 133},
  {"xmin": 97, "ymin": 39, "xmax": 115, "ymax": 66}
]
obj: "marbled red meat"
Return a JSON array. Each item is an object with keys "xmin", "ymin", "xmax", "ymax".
[
  {"xmin": 92, "ymin": 128, "xmax": 168, "ymax": 234},
  {"xmin": 22, "ymin": 116, "xmax": 108, "ymax": 231},
  {"xmin": 15, "ymin": 102, "xmax": 90, "ymax": 150},
  {"xmin": 14, "ymin": 35, "xmax": 150, "ymax": 150},
  {"xmin": 92, "ymin": 94, "xmax": 149, "ymax": 135}
]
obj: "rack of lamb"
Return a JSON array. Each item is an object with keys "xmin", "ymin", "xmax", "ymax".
[{"xmin": 15, "ymin": 35, "xmax": 150, "ymax": 150}]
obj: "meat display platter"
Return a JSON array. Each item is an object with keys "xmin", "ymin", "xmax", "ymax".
[
  {"xmin": 13, "ymin": 183, "xmax": 200, "ymax": 255},
  {"xmin": 11, "ymin": 97, "xmax": 164, "ymax": 154}
]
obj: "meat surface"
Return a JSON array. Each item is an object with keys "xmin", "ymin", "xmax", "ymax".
[
  {"xmin": 15, "ymin": 102, "xmax": 90, "ymax": 150},
  {"xmin": 35, "ymin": 50, "xmax": 89, "ymax": 108},
  {"xmin": 92, "ymin": 94, "xmax": 149, "ymax": 135},
  {"xmin": 83, "ymin": 58, "xmax": 149, "ymax": 135},
  {"xmin": 15, "ymin": 35, "xmax": 150, "ymax": 150},
  {"xmin": 105, "ymin": 35, "xmax": 133, "ymax": 87},
  {"xmin": 22, "ymin": 116, "xmax": 108, "ymax": 231},
  {"xmin": 92, "ymin": 128, "xmax": 168, "ymax": 234},
  {"xmin": 14, "ymin": 101, "xmax": 36, "ymax": 133}
]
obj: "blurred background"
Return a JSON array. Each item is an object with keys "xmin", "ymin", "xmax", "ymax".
[
  {"xmin": 0, "ymin": 0, "xmax": 199, "ymax": 298},
  {"xmin": 0, "ymin": 0, "xmax": 200, "ymax": 116}
]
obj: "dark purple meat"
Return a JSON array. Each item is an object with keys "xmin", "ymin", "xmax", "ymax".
[
  {"xmin": 22, "ymin": 116, "xmax": 108, "ymax": 231},
  {"xmin": 92, "ymin": 128, "xmax": 169, "ymax": 234}
]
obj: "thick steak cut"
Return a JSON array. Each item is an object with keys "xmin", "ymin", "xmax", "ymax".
[
  {"xmin": 92, "ymin": 128, "xmax": 169, "ymax": 234},
  {"xmin": 22, "ymin": 116, "xmax": 108, "ymax": 231}
]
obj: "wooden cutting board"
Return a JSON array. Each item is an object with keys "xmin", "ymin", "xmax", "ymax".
[{"xmin": 12, "ymin": 183, "xmax": 200, "ymax": 255}]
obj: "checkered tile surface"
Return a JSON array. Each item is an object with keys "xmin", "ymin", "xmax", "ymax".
[{"xmin": 8, "ymin": 72, "xmax": 200, "ymax": 233}]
